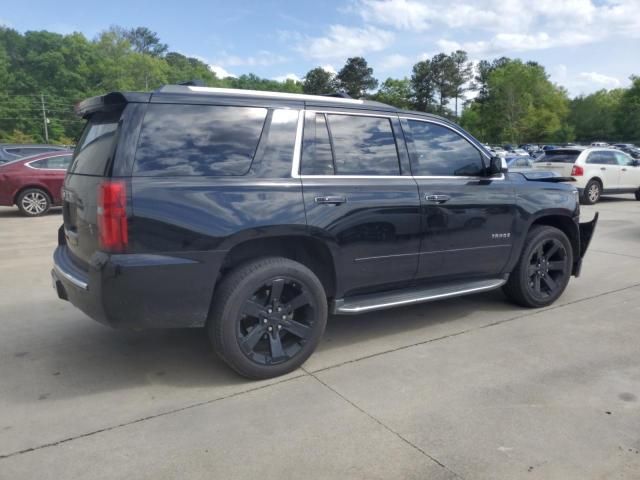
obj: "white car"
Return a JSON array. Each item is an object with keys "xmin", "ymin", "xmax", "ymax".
[{"xmin": 533, "ymin": 147, "xmax": 640, "ymax": 204}]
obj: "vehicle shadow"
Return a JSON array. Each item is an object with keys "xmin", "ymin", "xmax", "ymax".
[{"xmin": 4, "ymin": 290, "xmax": 520, "ymax": 402}]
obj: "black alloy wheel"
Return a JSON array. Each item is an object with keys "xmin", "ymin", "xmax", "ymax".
[
  {"xmin": 503, "ymin": 225, "xmax": 573, "ymax": 308},
  {"xmin": 209, "ymin": 257, "xmax": 327, "ymax": 379},
  {"xmin": 237, "ymin": 277, "xmax": 316, "ymax": 366},
  {"xmin": 525, "ymin": 237, "xmax": 569, "ymax": 301}
]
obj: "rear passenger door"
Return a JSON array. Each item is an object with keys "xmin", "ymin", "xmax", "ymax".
[
  {"xmin": 586, "ymin": 151, "xmax": 621, "ymax": 189},
  {"xmin": 402, "ymin": 118, "xmax": 516, "ymax": 281},
  {"xmin": 298, "ymin": 110, "xmax": 421, "ymax": 297}
]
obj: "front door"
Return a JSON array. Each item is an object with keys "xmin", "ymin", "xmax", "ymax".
[
  {"xmin": 614, "ymin": 151, "xmax": 640, "ymax": 189},
  {"xmin": 402, "ymin": 118, "xmax": 516, "ymax": 281},
  {"xmin": 299, "ymin": 110, "xmax": 421, "ymax": 297}
]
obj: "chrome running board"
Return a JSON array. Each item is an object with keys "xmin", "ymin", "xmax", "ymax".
[{"xmin": 333, "ymin": 278, "xmax": 507, "ymax": 315}]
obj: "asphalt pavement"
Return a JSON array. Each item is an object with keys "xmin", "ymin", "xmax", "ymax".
[{"xmin": 0, "ymin": 196, "xmax": 639, "ymax": 479}]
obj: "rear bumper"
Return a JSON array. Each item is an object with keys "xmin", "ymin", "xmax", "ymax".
[
  {"xmin": 52, "ymin": 244, "xmax": 226, "ymax": 329},
  {"xmin": 573, "ymin": 212, "xmax": 599, "ymax": 277}
]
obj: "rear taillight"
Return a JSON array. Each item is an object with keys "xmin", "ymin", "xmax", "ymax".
[
  {"xmin": 97, "ymin": 181, "xmax": 128, "ymax": 252},
  {"xmin": 571, "ymin": 165, "xmax": 584, "ymax": 176}
]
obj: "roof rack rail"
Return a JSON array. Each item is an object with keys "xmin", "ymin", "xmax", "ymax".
[
  {"xmin": 177, "ymin": 80, "xmax": 206, "ymax": 86},
  {"xmin": 321, "ymin": 92, "xmax": 353, "ymax": 99}
]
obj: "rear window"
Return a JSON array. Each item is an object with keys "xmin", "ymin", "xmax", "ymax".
[
  {"xmin": 535, "ymin": 150, "xmax": 581, "ymax": 163},
  {"xmin": 69, "ymin": 111, "xmax": 121, "ymax": 175},
  {"xmin": 326, "ymin": 114, "xmax": 400, "ymax": 175},
  {"xmin": 134, "ymin": 104, "xmax": 267, "ymax": 176}
]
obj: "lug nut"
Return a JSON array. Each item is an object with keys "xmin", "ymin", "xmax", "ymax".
[
  {"xmin": 263, "ymin": 318, "xmax": 268, "ymax": 324},
  {"xmin": 267, "ymin": 326, "xmax": 273, "ymax": 332},
  {"xmin": 277, "ymin": 325, "xmax": 282, "ymax": 330},
  {"xmin": 267, "ymin": 308, "xmax": 272, "ymax": 314},
  {"xmin": 277, "ymin": 307, "xmax": 282, "ymax": 312},
  {"xmin": 282, "ymin": 315, "xmax": 286, "ymax": 320}
]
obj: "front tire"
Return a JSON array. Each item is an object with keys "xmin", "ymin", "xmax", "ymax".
[
  {"xmin": 209, "ymin": 257, "xmax": 327, "ymax": 379},
  {"xmin": 581, "ymin": 179, "xmax": 601, "ymax": 205},
  {"xmin": 503, "ymin": 225, "xmax": 573, "ymax": 308},
  {"xmin": 17, "ymin": 188, "xmax": 51, "ymax": 216}
]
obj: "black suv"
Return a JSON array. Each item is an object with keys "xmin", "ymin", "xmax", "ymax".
[{"xmin": 52, "ymin": 86, "xmax": 598, "ymax": 379}]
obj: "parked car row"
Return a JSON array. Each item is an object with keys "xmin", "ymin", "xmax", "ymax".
[
  {"xmin": 0, "ymin": 143, "xmax": 69, "ymax": 163},
  {"xmin": 532, "ymin": 147, "xmax": 640, "ymax": 204},
  {"xmin": 0, "ymin": 150, "xmax": 73, "ymax": 215}
]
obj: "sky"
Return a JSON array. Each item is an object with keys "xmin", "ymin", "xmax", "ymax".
[{"xmin": 1, "ymin": 0, "xmax": 639, "ymax": 97}]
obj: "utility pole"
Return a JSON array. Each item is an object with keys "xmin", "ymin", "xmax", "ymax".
[{"xmin": 40, "ymin": 94, "xmax": 49, "ymax": 143}]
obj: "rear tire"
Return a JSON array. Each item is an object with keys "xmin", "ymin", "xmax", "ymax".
[
  {"xmin": 635, "ymin": 189, "xmax": 640, "ymax": 201},
  {"xmin": 503, "ymin": 225, "xmax": 573, "ymax": 308},
  {"xmin": 581, "ymin": 179, "xmax": 601, "ymax": 205},
  {"xmin": 208, "ymin": 257, "xmax": 327, "ymax": 379},
  {"xmin": 17, "ymin": 188, "xmax": 51, "ymax": 217}
]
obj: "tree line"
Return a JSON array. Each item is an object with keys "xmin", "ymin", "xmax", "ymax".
[{"xmin": 0, "ymin": 25, "xmax": 638, "ymax": 145}]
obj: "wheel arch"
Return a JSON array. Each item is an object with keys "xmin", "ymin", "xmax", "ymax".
[
  {"xmin": 530, "ymin": 214, "xmax": 580, "ymax": 274},
  {"xmin": 218, "ymin": 234, "xmax": 338, "ymax": 299}
]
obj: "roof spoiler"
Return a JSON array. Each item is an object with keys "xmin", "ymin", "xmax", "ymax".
[{"xmin": 75, "ymin": 92, "xmax": 151, "ymax": 117}]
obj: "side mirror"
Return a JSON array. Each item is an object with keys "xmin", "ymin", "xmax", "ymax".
[
  {"xmin": 489, "ymin": 156, "xmax": 508, "ymax": 175},
  {"xmin": 630, "ymin": 159, "xmax": 639, "ymax": 167}
]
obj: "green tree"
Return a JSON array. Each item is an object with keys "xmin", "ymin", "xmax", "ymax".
[
  {"xmin": 123, "ymin": 27, "xmax": 168, "ymax": 57},
  {"xmin": 430, "ymin": 53, "xmax": 456, "ymax": 116},
  {"xmin": 302, "ymin": 67, "xmax": 335, "ymax": 94},
  {"xmin": 616, "ymin": 76, "xmax": 640, "ymax": 141},
  {"xmin": 335, "ymin": 57, "xmax": 378, "ymax": 98},
  {"xmin": 462, "ymin": 59, "xmax": 570, "ymax": 143},
  {"xmin": 411, "ymin": 59, "xmax": 436, "ymax": 112},
  {"xmin": 569, "ymin": 89, "xmax": 624, "ymax": 142},
  {"xmin": 449, "ymin": 50, "xmax": 473, "ymax": 118},
  {"xmin": 371, "ymin": 78, "xmax": 412, "ymax": 109}
]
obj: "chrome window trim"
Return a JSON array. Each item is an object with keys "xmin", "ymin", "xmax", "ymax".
[
  {"xmin": 291, "ymin": 110, "xmax": 505, "ymax": 181},
  {"xmin": 25, "ymin": 154, "xmax": 71, "ymax": 171},
  {"xmin": 292, "ymin": 109, "xmax": 402, "ymax": 178}
]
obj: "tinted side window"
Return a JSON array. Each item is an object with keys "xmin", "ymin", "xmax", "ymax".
[
  {"xmin": 326, "ymin": 114, "xmax": 400, "ymax": 175},
  {"xmin": 134, "ymin": 104, "xmax": 267, "ymax": 176},
  {"xmin": 408, "ymin": 120, "xmax": 484, "ymax": 176},
  {"xmin": 587, "ymin": 151, "xmax": 617, "ymax": 165},
  {"xmin": 301, "ymin": 113, "xmax": 334, "ymax": 175},
  {"xmin": 614, "ymin": 152, "xmax": 631, "ymax": 165},
  {"xmin": 21, "ymin": 148, "xmax": 48, "ymax": 156}
]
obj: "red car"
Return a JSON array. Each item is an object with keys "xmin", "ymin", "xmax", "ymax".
[{"xmin": 0, "ymin": 150, "xmax": 73, "ymax": 216}]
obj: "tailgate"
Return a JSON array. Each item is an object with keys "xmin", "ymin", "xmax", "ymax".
[{"xmin": 62, "ymin": 110, "xmax": 122, "ymax": 266}]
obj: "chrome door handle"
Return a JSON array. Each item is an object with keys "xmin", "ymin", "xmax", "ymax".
[
  {"xmin": 315, "ymin": 196, "xmax": 346, "ymax": 205},
  {"xmin": 600, "ymin": 167, "xmax": 606, "ymax": 171},
  {"xmin": 424, "ymin": 194, "xmax": 450, "ymax": 204},
  {"xmin": 622, "ymin": 168, "xmax": 627, "ymax": 171}
]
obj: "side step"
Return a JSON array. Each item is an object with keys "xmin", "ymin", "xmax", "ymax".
[{"xmin": 333, "ymin": 278, "xmax": 507, "ymax": 315}]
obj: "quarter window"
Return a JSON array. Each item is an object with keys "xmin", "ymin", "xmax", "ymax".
[
  {"xmin": 134, "ymin": 104, "xmax": 267, "ymax": 176},
  {"xmin": 407, "ymin": 120, "xmax": 484, "ymax": 176},
  {"xmin": 29, "ymin": 155, "xmax": 72, "ymax": 169}
]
